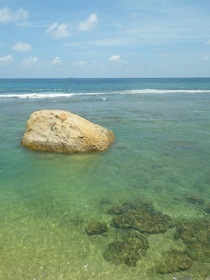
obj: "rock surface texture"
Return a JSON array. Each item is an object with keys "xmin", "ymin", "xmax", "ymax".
[{"xmin": 21, "ymin": 110, "xmax": 115, "ymax": 153}]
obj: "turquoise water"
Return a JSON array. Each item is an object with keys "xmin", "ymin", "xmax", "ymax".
[{"xmin": 0, "ymin": 78, "xmax": 210, "ymax": 279}]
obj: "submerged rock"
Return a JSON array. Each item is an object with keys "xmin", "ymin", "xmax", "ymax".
[
  {"xmin": 21, "ymin": 110, "xmax": 115, "ymax": 153},
  {"xmin": 156, "ymin": 250, "xmax": 193, "ymax": 274},
  {"xmin": 205, "ymin": 204, "xmax": 210, "ymax": 214},
  {"xmin": 85, "ymin": 222, "xmax": 108, "ymax": 235},
  {"xmin": 174, "ymin": 219, "xmax": 210, "ymax": 262},
  {"xmin": 103, "ymin": 230, "xmax": 149, "ymax": 267},
  {"xmin": 107, "ymin": 199, "xmax": 154, "ymax": 216},
  {"xmin": 112, "ymin": 207, "xmax": 173, "ymax": 234},
  {"xmin": 185, "ymin": 194, "xmax": 205, "ymax": 205}
]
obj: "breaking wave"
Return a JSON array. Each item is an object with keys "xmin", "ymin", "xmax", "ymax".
[{"xmin": 0, "ymin": 89, "xmax": 210, "ymax": 99}]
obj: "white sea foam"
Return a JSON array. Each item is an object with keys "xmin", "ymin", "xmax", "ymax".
[
  {"xmin": 0, "ymin": 92, "xmax": 108, "ymax": 99},
  {"xmin": 0, "ymin": 89, "xmax": 209, "ymax": 99},
  {"xmin": 0, "ymin": 93, "xmax": 74, "ymax": 99},
  {"xmin": 117, "ymin": 89, "xmax": 210, "ymax": 94}
]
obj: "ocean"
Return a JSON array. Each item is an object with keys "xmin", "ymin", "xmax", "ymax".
[{"xmin": 0, "ymin": 78, "xmax": 210, "ymax": 279}]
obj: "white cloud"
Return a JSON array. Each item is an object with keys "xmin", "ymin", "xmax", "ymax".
[
  {"xmin": 79, "ymin": 13, "xmax": 98, "ymax": 31},
  {"xmin": 46, "ymin": 22, "xmax": 70, "ymax": 38},
  {"xmin": 109, "ymin": 55, "xmax": 122, "ymax": 62},
  {"xmin": 22, "ymin": 56, "xmax": 39, "ymax": 66},
  {"xmin": 72, "ymin": 60, "xmax": 107, "ymax": 72},
  {"xmin": 109, "ymin": 55, "xmax": 127, "ymax": 65},
  {"xmin": 206, "ymin": 39, "xmax": 210, "ymax": 44},
  {"xmin": 0, "ymin": 7, "xmax": 28, "ymax": 24},
  {"xmin": 51, "ymin": 56, "xmax": 61, "ymax": 65},
  {"xmin": 0, "ymin": 55, "xmax": 14, "ymax": 65},
  {"xmin": 12, "ymin": 42, "xmax": 32, "ymax": 52},
  {"xmin": 202, "ymin": 56, "xmax": 209, "ymax": 61}
]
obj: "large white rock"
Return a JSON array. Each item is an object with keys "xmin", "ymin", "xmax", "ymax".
[{"xmin": 21, "ymin": 110, "xmax": 115, "ymax": 153}]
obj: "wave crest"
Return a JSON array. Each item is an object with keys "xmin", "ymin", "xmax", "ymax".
[{"xmin": 0, "ymin": 89, "xmax": 210, "ymax": 99}]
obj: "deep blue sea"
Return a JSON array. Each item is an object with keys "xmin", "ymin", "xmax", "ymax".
[{"xmin": 0, "ymin": 78, "xmax": 210, "ymax": 279}]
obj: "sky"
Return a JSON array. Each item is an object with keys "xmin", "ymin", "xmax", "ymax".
[{"xmin": 0, "ymin": 0, "xmax": 210, "ymax": 78}]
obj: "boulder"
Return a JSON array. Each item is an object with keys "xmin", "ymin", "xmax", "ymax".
[{"xmin": 21, "ymin": 110, "xmax": 115, "ymax": 153}]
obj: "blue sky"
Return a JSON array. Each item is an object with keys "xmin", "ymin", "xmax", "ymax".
[{"xmin": 0, "ymin": 0, "xmax": 210, "ymax": 78}]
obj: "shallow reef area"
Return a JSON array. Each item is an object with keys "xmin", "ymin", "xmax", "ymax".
[
  {"xmin": 185, "ymin": 194, "xmax": 205, "ymax": 205},
  {"xmin": 85, "ymin": 221, "xmax": 108, "ymax": 235},
  {"xmin": 103, "ymin": 230, "xmax": 149, "ymax": 267},
  {"xmin": 174, "ymin": 219, "xmax": 210, "ymax": 263},
  {"xmin": 112, "ymin": 207, "xmax": 173, "ymax": 234},
  {"xmin": 155, "ymin": 250, "xmax": 193, "ymax": 274},
  {"xmin": 85, "ymin": 198, "xmax": 210, "ymax": 276}
]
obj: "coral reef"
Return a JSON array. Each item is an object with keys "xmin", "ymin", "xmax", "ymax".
[
  {"xmin": 156, "ymin": 250, "xmax": 193, "ymax": 274},
  {"xmin": 174, "ymin": 219, "xmax": 210, "ymax": 262},
  {"xmin": 103, "ymin": 230, "xmax": 149, "ymax": 267},
  {"xmin": 85, "ymin": 198, "xmax": 210, "ymax": 275},
  {"xmin": 85, "ymin": 221, "xmax": 108, "ymax": 235},
  {"xmin": 103, "ymin": 200, "xmax": 173, "ymax": 266},
  {"xmin": 111, "ymin": 207, "xmax": 173, "ymax": 234},
  {"xmin": 205, "ymin": 203, "xmax": 210, "ymax": 214},
  {"xmin": 185, "ymin": 194, "xmax": 205, "ymax": 205},
  {"xmin": 107, "ymin": 199, "xmax": 153, "ymax": 215}
]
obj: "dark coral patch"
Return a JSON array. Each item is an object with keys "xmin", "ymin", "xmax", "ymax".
[
  {"xmin": 103, "ymin": 230, "xmax": 149, "ymax": 267},
  {"xmin": 156, "ymin": 250, "xmax": 193, "ymax": 274},
  {"xmin": 185, "ymin": 194, "xmax": 205, "ymax": 205},
  {"xmin": 85, "ymin": 221, "xmax": 108, "ymax": 235},
  {"xmin": 112, "ymin": 208, "xmax": 173, "ymax": 234},
  {"xmin": 205, "ymin": 203, "xmax": 210, "ymax": 214},
  {"xmin": 174, "ymin": 219, "xmax": 210, "ymax": 262}
]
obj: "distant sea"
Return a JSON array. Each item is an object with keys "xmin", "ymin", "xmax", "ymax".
[{"xmin": 0, "ymin": 78, "xmax": 210, "ymax": 279}]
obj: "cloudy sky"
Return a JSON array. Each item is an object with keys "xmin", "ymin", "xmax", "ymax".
[{"xmin": 0, "ymin": 0, "xmax": 210, "ymax": 78}]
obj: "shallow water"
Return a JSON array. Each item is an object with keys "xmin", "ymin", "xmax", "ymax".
[{"xmin": 0, "ymin": 78, "xmax": 210, "ymax": 279}]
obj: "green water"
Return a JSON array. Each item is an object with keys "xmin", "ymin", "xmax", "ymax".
[{"xmin": 0, "ymin": 81, "xmax": 210, "ymax": 279}]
